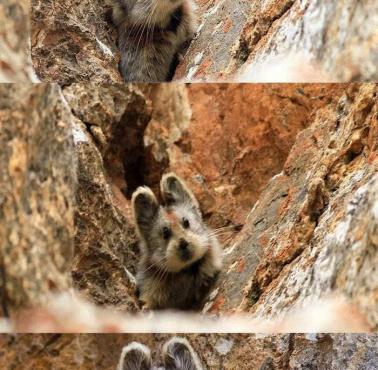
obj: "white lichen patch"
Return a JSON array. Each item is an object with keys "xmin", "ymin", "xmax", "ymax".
[
  {"xmin": 186, "ymin": 52, "xmax": 204, "ymax": 80},
  {"xmin": 187, "ymin": 65, "xmax": 199, "ymax": 80},
  {"xmin": 72, "ymin": 124, "xmax": 89, "ymax": 144},
  {"xmin": 215, "ymin": 337, "xmax": 234, "ymax": 355},
  {"xmin": 332, "ymin": 219, "xmax": 350, "ymax": 245},
  {"xmin": 212, "ymin": 22, "xmax": 223, "ymax": 36},
  {"xmin": 124, "ymin": 267, "xmax": 137, "ymax": 286},
  {"xmin": 373, "ymin": 201, "xmax": 378, "ymax": 220},
  {"xmin": 194, "ymin": 51, "xmax": 204, "ymax": 65},
  {"xmin": 223, "ymin": 243, "xmax": 237, "ymax": 256},
  {"xmin": 196, "ymin": 0, "xmax": 224, "ymax": 34},
  {"xmin": 95, "ymin": 37, "xmax": 114, "ymax": 57},
  {"xmin": 227, "ymin": 261, "xmax": 238, "ymax": 274}
]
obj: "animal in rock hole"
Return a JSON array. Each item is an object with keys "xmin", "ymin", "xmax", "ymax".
[
  {"xmin": 131, "ymin": 173, "xmax": 222, "ymax": 310},
  {"xmin": 111, "ymin": 0, "xmax": 197, "ymax": 82},
  {"xmin": 118, "ymin": 337, "xmax": 204, "ymax": 370}
]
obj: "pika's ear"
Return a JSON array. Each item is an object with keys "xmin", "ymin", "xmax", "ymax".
[
  {"xmin": 118, "ymin": 342, "xmax": 152, "ymax": 370},
  {"xmin": 160, "ymin": 173, "xmax": 200, "ymax": 211},
  {"xmin": 132, "ymin": 187, "xmax": 159, "ymax": 237}
]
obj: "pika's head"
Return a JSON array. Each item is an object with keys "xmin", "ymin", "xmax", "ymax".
[
  {"xmin": 132, "ymin": 173, "xmax": 211, "ymax": 273},
  {"xmin": 118, "ymin": 0, "xmax": 184, "ymax": 24}
]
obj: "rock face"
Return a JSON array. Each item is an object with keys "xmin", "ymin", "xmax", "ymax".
[
  {"xmin": 0, "ymin": 0, "xmax": 36, "ymax": 82},
  {"xmin": 145, "ymin": 84, "xmax": 346, "ymax": 229},
  {"xmin": 30, "ymin": 0, "xmax": 122, "ymax": 83},
  {"xmin": 29, "ymin": 0, "xmax": 378, "ymax": 82},
  {"xmin": 62, "ymin": 84, "xmax": 152, "ymax": 312},
  {"xmin": 176, "ymin": 0, "xmax": 378, "ymax": 82},
  {"xmin": 0, "ymin": 333, "xmax": 377, "ymax": 369},
  {"xmin": 0, "ymin": 85, "xmax": 75, "ymax": 313},
  {"xmin": 207, "ymin": 84, "xmax": 378, "ymax": 330}
]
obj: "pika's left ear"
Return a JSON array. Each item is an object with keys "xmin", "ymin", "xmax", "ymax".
[{"xmin": 160, "ymin": 173, "xmax": 200, "ymax": 213}]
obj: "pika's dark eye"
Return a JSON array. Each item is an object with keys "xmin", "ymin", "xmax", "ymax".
[
  {"xmin": 162, "ymin": 227, "xmax": 171, "ymax": 240},
  {"xmin": 182, "ymin": 217, "xmax": 190, "ymax": 229}
]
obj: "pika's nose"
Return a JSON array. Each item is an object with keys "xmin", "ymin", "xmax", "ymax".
[
  {"xmin": 179, "ymin": 239, "xmax": 188, "ymax": 250},
  {"xmin": 178, "ymin": 239, "xmax": 191, "ymax": 261}
]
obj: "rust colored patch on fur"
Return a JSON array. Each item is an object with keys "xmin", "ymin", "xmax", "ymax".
[{"xmin": 165, "ymin": 210, "xmax": 180, "ymax": 226}]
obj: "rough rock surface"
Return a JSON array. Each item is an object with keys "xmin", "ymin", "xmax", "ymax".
[
  {"xmin": 0, "ymin": 85, "xmax": 75, "ymax": 313},
  {"xmin": 0, "ymin": 0, "xmax": 36, "ymax": 82},
  {"xmin": 61, "ymin": 84, "xmax": 153, "ymax": 312},
  {"xmin": 30, "ymin": 0, "xmax": 378, "ymax": 82},
  {"xmin": 145, "ymin": 84, "xmax": 346, "ymax": 229},
  {"xmin": 207, "ymin": 84, "xmax": 378, "ymax": 331},
  {"xmin": 0, "ymin": 333, "xmax": 377, "ymax": 369},
  {"xmin": 176, "ymin": 0, "xmax": 378, "ymax": 82},
  {"xmin": 30, "ymin": 0, "xmax": 122, "ymax": 83}
]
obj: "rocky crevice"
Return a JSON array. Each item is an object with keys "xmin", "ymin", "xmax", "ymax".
[{"xmin": 0, "ymin": 84, "xmax": 377, "ymax": 329}]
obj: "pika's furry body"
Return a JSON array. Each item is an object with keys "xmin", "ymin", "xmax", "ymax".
[
  {"xmin": 111, "ymin": 0, "xmax": 197, "ymax": 82},
  {"xmin": 132, "ymin": 173, "xmax": 222, "ymax": 310},
  {"xmin": 118, "ymin": 337, "xmax": 203, "ymax": 370}
]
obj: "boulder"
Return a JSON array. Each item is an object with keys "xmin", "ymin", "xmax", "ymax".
[
  {"xmin": 0, "ymin": 0, "xmax": 37, "ymax": 82},
  {"xmin": 0, "ymin": 84, "xmax": 75, "ymax": 313}
]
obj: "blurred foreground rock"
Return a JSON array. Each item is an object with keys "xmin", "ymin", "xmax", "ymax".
[
  {"xmin": 0, "ymin": 292, "xmax": 371, "ymax": 333},
  {"xmin": 0, "ymin": 0, "xmax": 37, "ymax": 82},
  {"xmin": 0, "ymin": 85, "xmax": 75, "ymax": 313}
]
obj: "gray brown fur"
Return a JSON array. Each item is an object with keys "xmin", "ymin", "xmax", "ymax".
[
  {"xmin": 111, "ymin": 0, "xmax": 197, "ymax": 82},
  {"xmin": 131, "ymin": 173, "xmax": 222, "ymax": 310},
  {"xmin": 118, "ymin": 337, "xmax": 203, "ymax": 370},
  {"xmin": 118, "ymin": 342, "xmax": 152, "ymax": 370}
]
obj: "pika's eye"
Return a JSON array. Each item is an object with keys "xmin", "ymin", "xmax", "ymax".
[
  {"xmin": 182, "ymin": 217, "xmax": 190, "ymax": 229},
  {"xmin": 162, "ymin": 227, "xmax": 171, "ymax": 240}
]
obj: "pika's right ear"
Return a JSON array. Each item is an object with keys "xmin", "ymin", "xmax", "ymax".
[
  {"xmin": 160, "ymin": 173, "xmax": 200, "ymax": 211},
  {"xmin": 118, "ymin": 342, "xmax": 152, "ymax": 370},
  {"xmin": 132, "ymin": 187, "xmax": 159, "ymax": 237}
]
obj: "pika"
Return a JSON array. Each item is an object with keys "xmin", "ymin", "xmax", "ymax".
[
  {"xmin": 131, "ymin": 173, "xmax": 222, "ymax": 310},
  {"xmin": 118, "ymin": 337, "xmax": 203, "ymax": 370},
  {"xmin": 111, "ymin": 0, "xmax": 197, "ymax": 82}
]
